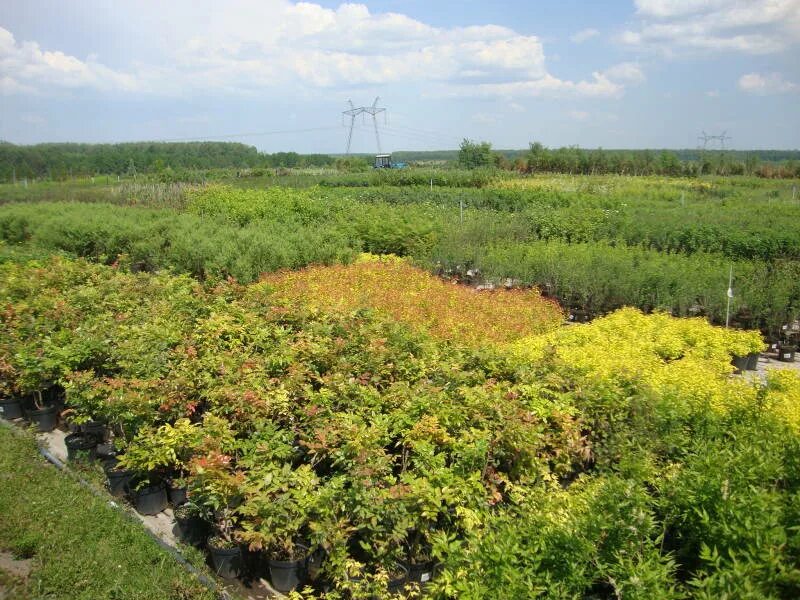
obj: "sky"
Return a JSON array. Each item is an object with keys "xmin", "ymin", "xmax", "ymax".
[{"xmin": 0, "ymin": 0, "xmax": 798, "ymax": 153}]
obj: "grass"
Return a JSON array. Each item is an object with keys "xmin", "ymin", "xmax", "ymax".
[{"xmin": 0, "ymin": 425, "xmax": 216, "ymax": 600}]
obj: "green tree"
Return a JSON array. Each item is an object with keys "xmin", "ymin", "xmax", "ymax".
[{"xmin": 458, "ymin": 139, "xmax": 493, "ymax": 169}]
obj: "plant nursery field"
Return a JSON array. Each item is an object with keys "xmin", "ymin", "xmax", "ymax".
[
  {"xmin": 0, "ymin": 173, "xmax": 798, "ymax": 336},
  {"xmin": 1, "ymin": 170, "xmax": 800, "ymax": 598}
]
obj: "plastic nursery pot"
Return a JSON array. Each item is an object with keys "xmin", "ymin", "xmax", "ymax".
[
  {"xmin": 386, "ymin": 562, "xmax": 410, "ymax": 594},
  {"xmin": 731, "ymin": 355, "xmax": 749, "ymax": 373},
  {"xmin": 95, "ymin": 442, "xmax": 118, "ymax": 461},
  {"xmin": 27, "ymin": 404, "xmax": 58, "ymax": 432},
  {"xmin": 268, "ymin": 544, "xmax": 310, "ymax": 593},
  {"xmin": 128, "ymin": 480, "xmax": 169, "ymax": 516},
  {"xmin": 746, "ymin": 352, "xmax": 760, "ymax": 371},
  {"xmin": 778, "ymin": 346, "xmax": 797, "ymax": 363},
  {"xmin": 81, "ymin": 420, "xmax": 107, "ymax": 442},
  {"xmin": 404, "ymin": 560, "xmax": 440, "ymax": 586},
  {"xmin": 349, "ymin": 562, "xmax": 409, "ymax": 594},
  {"xmin": 0, "ymin": 398, "xmax": 23, "ymax": 420},
  {"xmin": 64, "ymin": 432, "xmax": 98, "ymax": 462},
  {"xmin": 207, "ymin": 537, "xmax": 242, "ymax": 580},
  {"xmin": 104, "ymin": 461, "xmax": 133, "ymax": 498},
  {"xmin": 174, "ymin": 508, "xmax": 209, "ymax": 547},
  {"xmin": 166, "ymin": 479, "xmax": 188, "ymax": 507}
]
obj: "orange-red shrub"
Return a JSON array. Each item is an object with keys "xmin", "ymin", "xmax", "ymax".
[{"xmin": 261, "ymin": 254, "xmax": 563, "ymax": 346}]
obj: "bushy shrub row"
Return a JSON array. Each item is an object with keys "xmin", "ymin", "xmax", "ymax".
[
  {"xmin": 262, "ymin": 254, "xmax": 564, "ymax": 346},
  {"xmin": 1, "ymin": 178, "xmax": 798, "ymax": 335},
  {"xmin": 425, "ymin": 237, "xmax": 800, "ymax": 337},
  {"xmin": 3, "ymin": 256, "xmax": 799, "ymax": 598}
]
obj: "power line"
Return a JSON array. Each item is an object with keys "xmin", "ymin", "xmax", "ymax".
[
  {"xmin": 355, "ymin": 127, "xmax": 455, "ymax": 149},
  {"xmin": 156, "ymin": 126, "xmax": 342, "ymax": 144}
]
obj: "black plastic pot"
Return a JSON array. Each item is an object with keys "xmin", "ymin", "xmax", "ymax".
[
  {"xmin": 174, "ymin": 512, "xmax": 209, "ymax": 547},
  {"xmin": 347, "ymin": 561, "xmax": 409, "ymax": 594},
  {"xmin": 405, "ymin": 561, "xmax": 439, "ymax": 586},
  {"xmin": 27, "ymin": 404, "xmax": 58, "ymax": 432},
  {"xmin": 208, "ymin": 539, "xmax": 242, "ymax": 579},
  {"xmin": 778, "ymin": 346, "xmax": 796, "ymax": 363},
  {"xmin": 129, "ymin": 480, "xmax": 168, "ymax": 516},
  {"xmin": 96, "ymin": 442, "xmax": 118, "ymax": 460},
  {"xmin": 64, "ymin": 432, "xmax": 97, "ymax": 461},
  {"xmin": 81, "ymin": 420, "xmax": 107, "ymax": 442},
  {"xmin": 166, "ymin": 480, "xmax": 188, "ymax": 506},
  {"xmin": 386, "ymin": 563, "xmax": 410, "ymax": 594},
  {"xmin": 731, "ymin": 355, "xmax": 749, "ymax": 373},
  {"xmin": 268, "ymin": 555, "xmax": 308, "ymax": 593},
  {"xmin": 745, "ymin": 352, "xmax": 760, "ymax": 371},
  {"xmin": 104, "ymin": 461, "xmax": 133, "ymax": 498},
  {"xmin": 0, "ymin": 398, "xmax": 23, "ymax": 420}
]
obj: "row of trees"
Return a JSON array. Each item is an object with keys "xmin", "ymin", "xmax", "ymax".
[
  {"xmin": 458, "ymin": 139, "xmax": 800, "ymax": 177},
  {"xmin": 0, "ymin": 141, "xmax": 337, "ymax": 182}
]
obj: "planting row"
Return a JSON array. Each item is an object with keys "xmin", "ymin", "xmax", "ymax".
[
  {"xmin": 425, "ymin": 235, "xmax": 800, "ymax": 337},
  {"xmin": 3, "ymin": 256, "xmax": 800, "ymax": 598},
  {"xmin": 262, "ymin": 254, "xmax": 564, "ymax": 346}
]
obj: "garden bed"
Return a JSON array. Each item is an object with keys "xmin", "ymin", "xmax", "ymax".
[{"xmin": 3, "ymin": 256, "xmax": 800, "ymax": 598}]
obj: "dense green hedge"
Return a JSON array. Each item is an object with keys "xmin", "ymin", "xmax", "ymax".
[{"xmin": 425, "ymin": 237, "xmax": 800, "ymax": 334}]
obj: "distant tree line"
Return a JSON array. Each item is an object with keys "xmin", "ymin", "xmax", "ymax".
[
  {"xmin": 0, "ymin": 141, "xmax": 337, "ymax": 182},
  {"xmin": 457, "ymin": 139, "xmax": 800, "ymax": 178}
]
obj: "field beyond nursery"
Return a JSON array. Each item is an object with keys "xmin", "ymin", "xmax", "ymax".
[{"xmin": 1, "ymin": 169, "xmax": 800, "ymax": 598}]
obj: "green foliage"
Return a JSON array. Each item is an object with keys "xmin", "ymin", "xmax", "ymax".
[
  {"xmin": 0, "ymin": 140, "xmax": 336, "ymax": 181},
  {"xmin": 1, "ymin": 173, "xmax": 799, "ymax": 335},
  {"xmin": 3, "ymin": 257, "xmax": 800, "ymax": 598},
  {"xmin": 458, "ymin": 139, "xmax": 494, "ymax": 169}
]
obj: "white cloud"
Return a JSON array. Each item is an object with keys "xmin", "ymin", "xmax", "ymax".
[
  {"xmin": 471, "ymin": 113, "xmax": 498, "ymax": 125},
  {"xmin": 602, "ymin": 62, "xmax": 646, "ymax": 83},
  {"xmin": 621, "ymin": 0, "xmax": 800, "ymax": 54},
  {"xmin": 738, "ymin": 72, "xmax": 799, "ymax": 94},
  {"xmin": 706, "ymin": 90, "xmax": 720, "ymax": 97},
  {"xmin": 568, "ymin": 110, "xmax": 590, "ymax": 121},
  {"xmin": 20, "ymin": 113, "xmax": 46, "ymax": 126},
  {"xmin": 448, "ymin": 71, "xmax": 624, "ymax": 99},
  {"xmin": 0, "ymin": 2, "xmax": 639, "ymax": 100},
  {"xmin": 0, "ymin": 75, "xmax": 35, "ymax": 95},
  {"xmin": 571, "ymin": 28, "xmax": 600, "ymax": 43},
  {"xmin": 0, "ymin": 27, "xmax": 139, "ymax": 94}
]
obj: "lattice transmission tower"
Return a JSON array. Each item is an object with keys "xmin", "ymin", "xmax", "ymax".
[
  {"xmin": 342, "ymin": 97, "xmax": 387, "ymax": 155},
  {"xmin": 698, "ymin": 130, "xmax": 731, "ymax": 151}
]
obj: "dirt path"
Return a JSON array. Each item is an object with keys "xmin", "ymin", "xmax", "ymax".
[{"xmin": 0, "ymin": 550, "xmax": 32, "ymax": 600}]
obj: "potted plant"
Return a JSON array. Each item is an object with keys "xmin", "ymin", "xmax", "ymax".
[
  {"xmin": 173, "ymin": 501, "xmax": 211, "ymax": 547},
  {"xmin": 26, "ymin": 390, "xmax": 59, "ymax": 432},
  {"xmin": 188, "ymin": 451, "xmax": 245, "ymax": 580},
  {"xmin": 0, "ymin": 354, "xmax": 23, "ymax": 420},
  {"xmin": 115, "ymin": 420, "xmax": 197, "ymax": 515},
  {"xmin": 103, "ymin": 457, "xmax": 134, "ymax": 498},
  {"xmin": 726, "ymin": 329, "xmax": 764, "ymax": 373},
  {"xmin": 64, "ymin": 431, "xmax": 98, "ymax": 461},
  {"xmin": 238, "ymin": 464, "xmax": 321, "ymax": 592},
  {"xmin": 778, "ymin": 343, "xmax": 797, "ymax": 363},
  {"xmin": 0, "ymin": 395, "xmax": 23, "ymax": 420}
]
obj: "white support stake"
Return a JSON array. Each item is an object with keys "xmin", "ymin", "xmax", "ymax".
[{"xmin": 725, "ymin": 266, "xmax": 733, "ymax": 328}]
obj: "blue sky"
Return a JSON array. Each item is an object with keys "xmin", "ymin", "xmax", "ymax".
[{"xmin": 0, "ymin": 0, "xmax": 798, "ymax": 152}]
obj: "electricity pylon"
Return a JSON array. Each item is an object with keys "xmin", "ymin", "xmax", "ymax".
[{"xmin": 342, "ymin": 97, "xmax": 386, "ymax": 155}]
